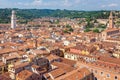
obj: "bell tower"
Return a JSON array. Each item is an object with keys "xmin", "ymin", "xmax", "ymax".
[
  {"xmin": 108, "ymin": 11, "xmax": 114, "ymax": 28},
  {"xmin": 11, "ymin": 10, "xmax": 16, "ymax": 29}
]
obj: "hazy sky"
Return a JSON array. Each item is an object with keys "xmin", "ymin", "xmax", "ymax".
[{"xmin": 0, "ymin": 0, "xmax": 120, "ymax": 10}]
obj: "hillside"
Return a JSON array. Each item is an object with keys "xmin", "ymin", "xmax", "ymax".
[{"xmin": 0, "ymin": 8, "xmax": 115, "ymax": 24}]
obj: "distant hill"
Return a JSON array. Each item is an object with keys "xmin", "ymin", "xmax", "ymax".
[{"xmin": 0, "ymin": 8, "xmax": 114, "ymax": 24}]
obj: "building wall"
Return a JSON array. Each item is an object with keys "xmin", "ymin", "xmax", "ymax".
[
  {"xmin": 81, "ymin": 74, "xmax": 94, "ymax": 80},
  {"xmin": 77, "ymin": 62, "xmax": 120, "ymax": 80},
  {"xmin": 64, "ymin": 53, "xmax": 78, "ymax": 60},
  {"xmin": 0, "ymin": 66, "xmax": 5, "ymax": 74}
]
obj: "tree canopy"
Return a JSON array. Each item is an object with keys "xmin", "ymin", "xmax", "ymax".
[{"xmin": 0, "ymin": 8, "xmax": 112, "ymax": 23}]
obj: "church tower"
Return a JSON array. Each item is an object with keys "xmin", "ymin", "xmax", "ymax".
[
  {"xmin": 11, "ymin": 10, "xmax": 16, "ymax": 29},
  {"xmin": 108, "ymin": 11, "xmax": 114, "ymax": 28}
]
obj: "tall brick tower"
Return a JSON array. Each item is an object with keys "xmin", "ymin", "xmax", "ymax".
[
  {"xmin": 108, "ymin": 11, "xmax": 114, "ymax": 28},
  {"xmin": 11, "ymin": 10, "xmax": 16, "ymax": 29}
]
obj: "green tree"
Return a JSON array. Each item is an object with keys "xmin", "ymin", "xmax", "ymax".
[
  {"xmin": 98, "ymin": 24, "xmax": 106, "ymax": 28},
  {"xmin": 93, "ymin": 28, "xmax": 99, "ymax": 33},
  {"xmin": 84, "ymin": 28, "xmax": 91, "ymax": 32},
  {"xmin": 63, "ymin": 30, "xmax": 68, "ymax": 33},
  {"xmin": 66, "ymin": 24, "xmax": 71, "ymax": 28},
  {"xmin": 69, "ymin": 28, "xmax": 73, "ymax": 32}
]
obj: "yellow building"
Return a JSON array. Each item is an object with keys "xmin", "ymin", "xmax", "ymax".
[{"xmin": 81, "ymin": 50, "xmax": 89, "ymax": 55}]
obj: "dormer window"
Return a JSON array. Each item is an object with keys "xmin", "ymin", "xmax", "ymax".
[
  {"xmin": 101, "ymin": 72, "xmax": 103, "ymax": 75},
  {"xmin": 95, "ymin": 70, "xmax": 97, "ymax": 73},
  {"xmin": 106, "ymin": 74, "xmax": 110, "ymax": 78},
  {"xmin": 115, "ymin": 76, "xmax": 118, "ymax": 80}
]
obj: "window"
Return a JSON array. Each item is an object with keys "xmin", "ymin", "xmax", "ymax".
[
  {"xmin": 91, "ymin": 69, "xmax": 93, "ymax": 72},
  {"xmin": 0, "ymin": 68, "xmax": 2, "ymax": 71},
  {"xmin": 106, "ymin": 74, "xmax": 110, "ymax": 78},
  {"xmin": 101, "ymin": 72, "xmax": 103, "ymax": 75},
  {"xmin": 115, "ymin": 76, "xmax": 118, "ymax": 80},
  {"xmin": 95, "ymin": 70, "xmax": 97, "ymax": 73}
]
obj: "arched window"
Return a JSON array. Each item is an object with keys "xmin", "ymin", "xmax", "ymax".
[{"xmin": 115, "ymin": 76, "xmax": 118, "ymax": 80}]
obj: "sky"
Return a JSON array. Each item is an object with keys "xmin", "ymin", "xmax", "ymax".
[{"xmin": 0, "ymin": 0, "xmax": 120, "ymax": 10}]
